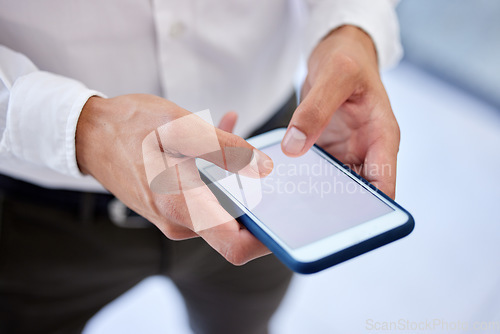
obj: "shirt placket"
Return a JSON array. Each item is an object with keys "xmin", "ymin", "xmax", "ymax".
[{"xmin": 151, "ymin": 0, "xmax": 200, "ymax": 106}]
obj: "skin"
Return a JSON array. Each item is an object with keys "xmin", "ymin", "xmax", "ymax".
[
  {"xmin": 283, "ymin": 25, "xmax": 400, "ymax": 199},
  {"xmin": 76, "ymin": 25, "xmax": 400, "ymax": 265},
  {"xmin": 76, "ymin": 95, "xmax": 273, "ymax": 266}
]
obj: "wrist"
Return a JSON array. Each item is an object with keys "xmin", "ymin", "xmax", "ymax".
[
  {"xmin": 75, "ymin": 95, "xmax": 106, "ymax": 175},
  {"xmin": 309, "ymin": 25, "xmax": 379, "ymax": 74},
  {"xmin": 327, "ymin": 25, "xmax": 377, "ymax": 56}
]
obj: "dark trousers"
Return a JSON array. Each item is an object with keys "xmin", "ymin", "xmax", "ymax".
[{"xmin": 0, "ymin": 94, "xmax": 296, "ymax": 334}]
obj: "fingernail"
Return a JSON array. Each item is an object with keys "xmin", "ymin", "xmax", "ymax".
[
  {"xmin": 250, "ymin": 149, "xmax": 273, "ymax": 175},
  {"xmin": 283, "ymin": 127, "xmax": 306, "ymax": 155}
]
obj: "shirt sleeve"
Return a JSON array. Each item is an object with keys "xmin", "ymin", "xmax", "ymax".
[
  {"xmin": 303, "ymin": 0, "xmax": 403, "ymax": 70},
  {"xmin": 0, "ymin": 45, "xmax": 105, "ymax": 178}
]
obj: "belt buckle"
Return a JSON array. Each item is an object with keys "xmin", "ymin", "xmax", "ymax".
[{"xmin": 107, "ymin": 198, "xmax": 151, "ymax": 228}]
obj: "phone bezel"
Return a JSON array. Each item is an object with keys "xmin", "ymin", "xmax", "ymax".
[{"xmin": 197, "ymin": 128, "xmax": 413, "ymax": 269}]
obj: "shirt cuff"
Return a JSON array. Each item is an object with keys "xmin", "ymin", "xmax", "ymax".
[
  {"xmin": 305, "ymin": 0, "xmax": 403, "ymax": 70},
  {"xmin": 4, "ymin": 71, "xmax": 105, "ymax": 178}
]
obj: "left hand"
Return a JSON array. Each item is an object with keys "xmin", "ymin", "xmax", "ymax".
[
  {"xmin": 76, "ymin": 95, "xmax": 271, "ymax": 266},
  {"xmin": 282, "ymin": 25, "xmax": 400, "ymax": 199}
]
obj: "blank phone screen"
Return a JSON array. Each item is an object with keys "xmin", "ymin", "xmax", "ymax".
[{"xmin": 204, "ymin": 143, "xmax": 394, "ymax": 249}]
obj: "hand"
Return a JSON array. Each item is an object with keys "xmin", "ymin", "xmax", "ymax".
[
  {"xmin": 282, "ymin": 25, "xmax": 400, "ymax": 199},
  {"xmin": 76, "ymin": 94, "xmax": 273, "ymax": 265}
]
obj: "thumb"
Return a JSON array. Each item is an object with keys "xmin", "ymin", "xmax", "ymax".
[{"xmin": 281, "ymin": 74, "xmax": 354, "ymax": 157}]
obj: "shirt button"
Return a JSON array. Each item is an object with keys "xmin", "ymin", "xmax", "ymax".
[{"xmin": 169, "ymin": 22, "xmax": 186, "ymax": 38}]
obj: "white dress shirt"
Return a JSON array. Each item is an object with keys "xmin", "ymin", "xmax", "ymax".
[{"xmin": 0, "ymin": 0, "xmax": 402, "ymax": 192}]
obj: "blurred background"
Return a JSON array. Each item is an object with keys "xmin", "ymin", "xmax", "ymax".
[{"xmin": 84, "ymin": 1, "xmax": 500, "ymax": 333}]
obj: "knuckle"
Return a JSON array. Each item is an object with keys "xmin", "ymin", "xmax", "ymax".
[
  {"xmin": 296, "ymin": 99, "xmax": 327, "ymax": 128},
  {"xmin": 160, "ymin": 223, "xmax": 187, "ymax": 240},
  {"xmin": 160, "ymin": 223, "xmax": 177, "ymax": 239},
  {"xmin": 394, "ymin": 122, "xmax": 401, "ymax": 142},
  {"xmin": 161, "ymin": 222, "xmax": 185, "ymax": 241},
  {"xmin": 332, "ymin": 52, "xmax": 360, "ymax": 76},
  {"xmin": 388, "ymin": 117, "xmax": 401, "ymax": 152},
  {"xmin": 222, "ymin": 246, "xmax": 247, "ymax": 266},
  {"xmin": 221, "ymin": 132, "xmax": 245, "ymax": 149}
]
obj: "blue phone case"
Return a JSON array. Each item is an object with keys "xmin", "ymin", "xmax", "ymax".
[{"xmin": 201, "ymin": 144, "xmax": 415, "ymax": 274}]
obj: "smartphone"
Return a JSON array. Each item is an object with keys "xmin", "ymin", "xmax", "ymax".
[{"xmin": 197, "ymin": 128, "xmax": 414, "ymax": 274}]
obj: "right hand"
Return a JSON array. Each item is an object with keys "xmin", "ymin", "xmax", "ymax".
[{"xmin": 76, "ymin": 94, "xmax": 273, "ymax": 265}]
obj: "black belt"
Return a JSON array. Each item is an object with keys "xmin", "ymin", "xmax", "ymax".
[
  {"xmin": 0, "ymin": 174, "xmax": 149, "ymax": 227},
  {"xmin": 0, "ymin": 174, "xmax": 112, "ymax": 215}
]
